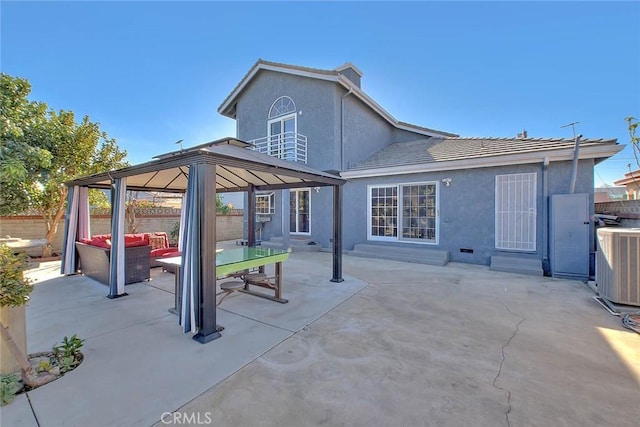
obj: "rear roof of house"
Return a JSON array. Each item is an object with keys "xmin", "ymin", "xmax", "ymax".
[{"xmin": 342, "ymin": 137, "xmax": 622, "ymax": 177}]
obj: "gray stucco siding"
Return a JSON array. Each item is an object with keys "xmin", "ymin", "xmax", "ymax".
[
  {"xmin": 341, "ymin": 159, "xmax": 596, "ymax": 266},
  {"xmin": 390, "ymin": 128, "xmax": 429, "ymax": 143},
  {"xmin": 342, "ymin": 95, "xmax": 395, "ymax": 170},
  {"xmin": 235, "ymin": 71, "xmax": 339, "ymax": 172}
]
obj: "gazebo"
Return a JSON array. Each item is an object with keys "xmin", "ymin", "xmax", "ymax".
[{"xmin": 61, "ymin": 138, "xmax": 346, "ymax": 343}]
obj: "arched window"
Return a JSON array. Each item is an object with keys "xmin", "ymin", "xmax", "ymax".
[{"xmin": 268, "ymin": 96, "xmax": 296, "ymax": 118}]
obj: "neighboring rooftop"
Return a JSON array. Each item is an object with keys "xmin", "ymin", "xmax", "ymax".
[{"xmin": 613, "ymin": 169, "xmax": 640, "ymax": 186}]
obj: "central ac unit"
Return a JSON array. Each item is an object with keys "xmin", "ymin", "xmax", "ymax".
[{"xmin": 596, "ymin": 228, "xmax": 640, "ymax": 306}]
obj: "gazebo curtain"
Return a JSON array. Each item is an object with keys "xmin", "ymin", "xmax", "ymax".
[
  {"xmin": 108, "ymin": 177, "xmax": 127, "ymax": 298},
  {"xmin": 61, "ymin": 186, "xmax": 90, "ymax": 275},
  {"xmin": 180, "ymin": 164, "xmax": 200, "ymax": 333},
  {"xmin": 178, "ymin": 193, "xmax": 187, "ymax": 252}
]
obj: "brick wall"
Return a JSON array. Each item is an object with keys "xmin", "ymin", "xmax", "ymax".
[{"xmin": 0, "ymin": 209, "xmax": 244, "ymax": 255}]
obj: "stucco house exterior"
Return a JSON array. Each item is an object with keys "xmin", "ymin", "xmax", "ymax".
[{"xmin": 218, "ymin": 59, "xmax": 623, "ymax": 277}]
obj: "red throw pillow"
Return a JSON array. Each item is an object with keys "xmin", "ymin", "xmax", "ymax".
[{"xmin": 124, "ymin": 235, "xmax": 147, "ymax": 247}]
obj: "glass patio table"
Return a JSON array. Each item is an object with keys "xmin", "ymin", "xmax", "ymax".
[{"xmin": 157, "ymin": 246, "xmax": 291, "ymax": 314}]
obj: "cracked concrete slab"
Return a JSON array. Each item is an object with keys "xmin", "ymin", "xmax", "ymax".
[
  {"xmin": 172, "ymin": 253, "xmax": 640, "ymax": 427},
  {"xmin": 3, "ymin": 250, "xmax": 639, "ymax": 426}
]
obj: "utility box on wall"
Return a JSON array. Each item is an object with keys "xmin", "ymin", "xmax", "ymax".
[{"xmin": 550, "ymin": 193, "xmax": 590, "ymax": 279}]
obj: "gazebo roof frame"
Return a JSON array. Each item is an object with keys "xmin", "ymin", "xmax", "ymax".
[{"xmin": 66, "ymin": 137, "xmax": 345, "ymax": 193}]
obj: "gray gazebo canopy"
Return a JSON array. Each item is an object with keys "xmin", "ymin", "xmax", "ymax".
[
  {"xmin": 68, "ymin": 138, "xmax": 344, "ymax": 193},
  {"xmin": 63, "ymin": 138, "xmax": 346, "ymax": 343}
]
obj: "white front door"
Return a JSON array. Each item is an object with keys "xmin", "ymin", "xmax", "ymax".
[{"xmin": 290, "ymin": 188, "xmax": 310, "ymax": 234}]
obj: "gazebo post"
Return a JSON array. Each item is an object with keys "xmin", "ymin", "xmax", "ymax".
[
  {"xmin": 108, "ymin": 177, "xmax": 128, "ymax": 298},
  {"xmin": 331, "ymin": 184, "xmax": 344, "ymax": 283},
  {"xmin": 247, "ymin": 184, "xmax": 256, "ymax": 246},
  {"xmin": 193, "ymin": 162, "xmax": 221, "ymax": 343}
]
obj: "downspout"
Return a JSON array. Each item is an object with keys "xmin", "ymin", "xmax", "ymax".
[
  {"xmin": 340, "ymin": 88, "xmax": 353, "ymax": 171},
  {"xmin": 569, "ymin": 134, "xmax": 582, "ymax": 193},
  {"xmin": 542, "ymin": 156, "xmax": 550, "ymax": 275}
]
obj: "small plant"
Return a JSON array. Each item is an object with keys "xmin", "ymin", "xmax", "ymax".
[
  {"xmin": 36, "ymin": 359, "xmax": 52, "ymax": 373},
  {"xmin": 52, "ymin": 334, "xmax": 84, "ymax": 360},
  {"xmin": 170, "ymin": 221, "xmax": 180, "ymax": 243},
  {"xmin": 58, "ymin": 356, "xmax": 75, "ymax": 373},
  {"xmin": 0, "ymin": 374, "xmax": 20, "ymax": 406}
]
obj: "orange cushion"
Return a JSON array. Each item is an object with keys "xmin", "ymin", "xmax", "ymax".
[{"xmin": 149, "ymin": 235, "xmax": 166, "ymax": 250}]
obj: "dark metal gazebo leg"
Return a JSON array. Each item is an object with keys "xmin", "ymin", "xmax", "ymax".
[
  {"xmin": 193, "ymin": 162, "xmax": 221, "ymax": 343},
  {"xmin": 331, "ymin": 184, "xmax": 344, "ymax": 283}
]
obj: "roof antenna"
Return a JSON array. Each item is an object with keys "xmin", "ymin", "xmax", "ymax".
[
  {"xmin": 175, "ymin": 139, "xmax": 184, "ymax": 151},
  {"xmin": 560, "ymin": 121, "xmax": 579, "ymax": 139}
]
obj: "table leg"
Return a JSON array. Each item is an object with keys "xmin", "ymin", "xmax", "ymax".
[
  {"xmin": 168, "ymin": 266, "xmax": 181, "ymax": 315},
  {"xmin": 275, "ymin": 261, "xmax": 282, "ymax": 300},
  {"xmin": 238, "ymin": 261, "xmax": 288, "ymax": 303}
]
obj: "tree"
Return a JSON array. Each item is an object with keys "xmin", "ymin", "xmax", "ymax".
[
  {"xmin": 0, "ymin": 75, "xmax": 52, "ymax": 214},
  {"xmin": 216, "ymin": 194, "xmax": 229, "ymax": 214},
  {"xmin": 625, "ymin": 116, "xmax": 639, "ymax": 170},
  {"xmin": 0, "ymin": 73, "xmax": 129, "ymax": 256}
]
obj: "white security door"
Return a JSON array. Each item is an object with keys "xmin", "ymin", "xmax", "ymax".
[{"xmin": 495, "ymin": 173, "xmax": 537, "ymax": 251}]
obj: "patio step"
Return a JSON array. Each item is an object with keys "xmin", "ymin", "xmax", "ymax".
[
  {"xmin": 260, "ymin": 236, "xmax": 322, "ymax": 252},
  {"xmin": 349, "ymin": 244, "xmax": 449, "ymax": 266},
  {"xmin": 490, "ymin": 255, "xmax": 543, "ymax": 276}
]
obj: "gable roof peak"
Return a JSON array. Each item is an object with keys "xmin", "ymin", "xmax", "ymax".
[{"xmin": 218, "ymin": 59, "xmax": 455, "ymax": 138}]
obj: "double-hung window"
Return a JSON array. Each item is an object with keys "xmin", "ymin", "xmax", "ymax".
[{"xmin": 369, "ymin": 182, "xmax": 438, "ymax": 244}]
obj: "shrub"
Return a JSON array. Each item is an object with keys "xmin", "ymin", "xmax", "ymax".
[
  {"xmin": 0, "ymin": 374, "xmax": 20, "ymax": 405},
  {"xmin": 0, "ymin": 244, "xmax": 32, "ymax": 308}
]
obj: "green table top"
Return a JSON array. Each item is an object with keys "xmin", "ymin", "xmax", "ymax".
[{"xmin": 157, "ymin": 246, "xmax": 290, "ymax": 277}]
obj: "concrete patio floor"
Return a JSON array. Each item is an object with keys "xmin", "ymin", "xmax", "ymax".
[{"xmin": 1, "ymin": 246, "xmax": 639, "ymax": 426}]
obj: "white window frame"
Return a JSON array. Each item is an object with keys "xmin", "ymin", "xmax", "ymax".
[
  {"xmin": 368, "ymin": 185, "xmax": 398, "ymax": 242},
  {"xmin": 268, "ymin": 96, "xmax": 296, "ymax": 119},
  {"xmin": 255, "ymin": 192, "xmax": 275, "ymax": 215},
  {"xmin": 290, "ymin": 188, "xmax": 311, "ymax": 235},
  {"xmin": 267, "ymin": 113, "xmax": 297, "ymax": 159},
  {"xmin": 367, "ymin": 181, "xmax": 439, "ymax": 245},
  {"xmin": 495, "ymin": 172, "xmax": 537, "ymax": 251}
]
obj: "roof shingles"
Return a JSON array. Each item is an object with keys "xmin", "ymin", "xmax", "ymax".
[{"xmin": 349, "ymin": 137, "xmax": 618, "ymax": 171}]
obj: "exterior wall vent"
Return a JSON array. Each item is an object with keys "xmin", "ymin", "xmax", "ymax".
[{"xmin": 596, "ymin": 228, "xmax": 640, "ymax": 306}]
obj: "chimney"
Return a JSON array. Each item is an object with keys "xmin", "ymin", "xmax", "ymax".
[
  {"xmin": 335, "ymin": 62, "xmax": 363, "ymax": 88},
  {"xmin": 517, "ymin": 129, "xmax": 528, "ymax": 139}
]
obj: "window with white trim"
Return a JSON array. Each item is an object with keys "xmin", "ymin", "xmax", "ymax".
[
  {"xmin": 255, "ymin": 192, "xmax": 275, "ymax": 215},
  {"xmin": 269, "ymin": 96, "xmax": 296, "ymax": 119},
  {"xmin": 268, "ymin": 96, "xmax": 297, "ymax": 161},
  {"xmin": 369, "ymin": 183, "xmax": 438, "ymax": 243},
  {"xmin": 495, "ymin": 172, "xmax": 537, "ymax": 251}
]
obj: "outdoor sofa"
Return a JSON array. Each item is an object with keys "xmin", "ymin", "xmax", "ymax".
[{"xmin": 75, "ymin": 232, "xmax": 179, "ymax": 285}]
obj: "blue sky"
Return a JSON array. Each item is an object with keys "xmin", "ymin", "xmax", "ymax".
[{"xmin": 2, "ymin": 1, "xmax": 639, "ymax": 186}]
